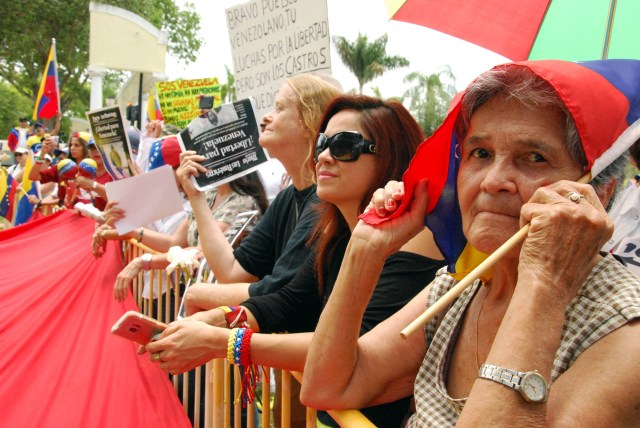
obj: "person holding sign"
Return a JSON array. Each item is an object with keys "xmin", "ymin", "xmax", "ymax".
[
  {"xmin": 145, "ymin": 95, "xmax": 444, "ymax": 427},
  {"xmin": 300, "ymin": 60, "xmax": 640, "ymax": 426},
  {"xmin": 92, "ymin": 137, "xmax": 269, "ymax": 301},
  {"xmin": 178, "ymin": 75, "xmax": 341, "ymax": 311}
]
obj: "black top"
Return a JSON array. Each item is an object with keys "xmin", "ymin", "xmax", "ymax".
[
  {"xmin": 233, "ymin": 184, "xmax": 319, "ymax": 297},
  {"xmin": 242, "ymin": 234, "xmax": 445, "ymax": 427}
]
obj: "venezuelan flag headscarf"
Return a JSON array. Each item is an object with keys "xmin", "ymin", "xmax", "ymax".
[{"xmin": 363, "ymin": 60, "xmax": 640, "ymax": 279}]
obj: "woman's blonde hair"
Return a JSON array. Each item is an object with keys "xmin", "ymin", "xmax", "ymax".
[{"xmin": 285, "ymin": 74, "xmax": 342, "ymax": 182}]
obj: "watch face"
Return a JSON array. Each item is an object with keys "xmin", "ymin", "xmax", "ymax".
[{"xmin": 521, "ymin": 372, "xmax": 547, "ymax": 403}]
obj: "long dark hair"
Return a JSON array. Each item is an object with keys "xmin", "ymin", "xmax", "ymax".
[
  {"xmin": 310, "ymin": 95, "xmax": 425, "ymax": 290},
  {"xmin": 229, "ymin": 171, "xmax": 269, "ymax": 214},
  {"xmin": 70, "ymin": 133, "xmax": 89, "ymax": 163}
]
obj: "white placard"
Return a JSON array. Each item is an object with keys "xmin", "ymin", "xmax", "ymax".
[
  {"xmin": 225, "ymin": 0, "xmax": 332, "ymax": 119},
  {"xmin": 105, "ymin": 165, "xmax": 184, "ymax": 235}
]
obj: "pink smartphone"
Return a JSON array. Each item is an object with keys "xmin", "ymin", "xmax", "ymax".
[{"xmin": 111, "ymin": 311, "xmax": 168, "ymax": 345}]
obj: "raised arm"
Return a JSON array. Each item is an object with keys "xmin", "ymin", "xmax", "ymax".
[
  {"xmin": 177, "ymin": 151, "xmax": 256, "ymax": 282},
  {"xmin": 29, "ymin": 137, "xmax": 55, "ymax": 181},
  {"xmin": 50, "ymin": 112, "xmax": 61, "ymax": 136},
  {"xmin": 302, "ymin": 180, "xmax": 432, "ymax": 409},
  {"xmin": 457, "ymin": 181, "xmax": 640, "ymax": 426}
]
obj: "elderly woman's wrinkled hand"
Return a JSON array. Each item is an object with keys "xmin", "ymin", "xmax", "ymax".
[
  {"xmin": 352, "ymin": 179, "xmax": 429, "ymax": 257},
  {"xmin": 102, "ymin": 201, "xmax": 125, "ymax": 227},
  {"xmin": 176, "ymin": 151, "xmax": 207, "ymax": 199},
  {"xmin": 518, "ymin": 180, "xmax": 613, "ymax": 302},
  {"xmin": 145, "ymin": 319, "xmax": 227, "ymax": 374}
]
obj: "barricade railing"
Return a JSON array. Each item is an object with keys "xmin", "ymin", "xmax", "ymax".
[{"xmin": 122, "ymin": 239, "xmax": 375, "ymax": 427}]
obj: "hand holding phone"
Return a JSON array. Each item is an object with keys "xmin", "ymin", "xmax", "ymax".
[{"xmin": 111, "ymin": 311, "xmax": 168, "ymax": 345}]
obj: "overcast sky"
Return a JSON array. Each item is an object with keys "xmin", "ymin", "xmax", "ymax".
[{"xmin": 166, "ymin": 0, "xmax": 509, "ymax": 97}]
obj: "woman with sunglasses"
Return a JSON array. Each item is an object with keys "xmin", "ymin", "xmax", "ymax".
[{"xmin": 146, "ymin": 95, "xmax": 444, "ymax": 427}]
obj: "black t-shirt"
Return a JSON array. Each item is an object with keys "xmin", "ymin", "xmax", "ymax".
[
  {"xmin": 233, "ymin": 184, "xmax": 319, "ymax": 296},
  {"xmin": 242, "ymin": 234, "xmax": 445, "ymax": 427}
]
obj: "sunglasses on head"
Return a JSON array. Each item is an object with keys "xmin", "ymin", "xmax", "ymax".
[{"xmin": 314, "ymin": 131, "xmax": 376, "ymax": 162}]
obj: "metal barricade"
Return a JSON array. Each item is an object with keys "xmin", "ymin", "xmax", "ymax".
[{"xmin": 120, "ymin": 212, "xmax": 375, "ymax": 428}]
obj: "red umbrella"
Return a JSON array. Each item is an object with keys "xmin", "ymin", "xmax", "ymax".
[{"xmin": 385, "ymin": 0, "xmax": 640, "ymax": 61}]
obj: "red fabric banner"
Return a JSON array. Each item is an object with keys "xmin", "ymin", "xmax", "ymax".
[{"xmin": 0, "ymin": 210, "xmax": 191, "ymax": 427}]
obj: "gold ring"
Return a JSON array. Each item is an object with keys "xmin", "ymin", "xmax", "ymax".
[
  {"xmin": 566, "ymin": 191, "xmax": 584, "ymax": 203},
  {"xmin": 101, "ymin": 230, "xmax": 107, "ymax": 238},
  {"xmin": 153, "ymin": 353, "xmax": 162, "ymax": 361}
]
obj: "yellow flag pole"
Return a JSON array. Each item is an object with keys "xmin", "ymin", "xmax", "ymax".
[{"xmin": 401, "ymin": 172, "xmax": 594, "ymax": 338}]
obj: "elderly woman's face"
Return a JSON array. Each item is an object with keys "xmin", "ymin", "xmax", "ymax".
[{"xmin": 457, "ymin": 94, "xmax": 583, "ymax": 254}]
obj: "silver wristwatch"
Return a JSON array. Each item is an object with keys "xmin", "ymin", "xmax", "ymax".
[
  {"xmin": 478, "ymin": 364, "xmax": 549, "ymax": 403},
  {"xmin": 140, "ymin": 253, "xmax": 153, "ymax": 271}
]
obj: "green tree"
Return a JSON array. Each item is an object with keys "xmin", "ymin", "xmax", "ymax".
[
  {"xmin": 332, "ymin": 33, "xmax": 409, "ymax": 94},
  {"xmin": 220, "ymin": 65, "xmax": 236, "ymax": 103},
  {"xmin": 0, "ymin": 0, "xmax": 201, "ymax": 124},
  {"xmin": 0, "ymin": 82, "xmax": 33, "ymax": 138},
  {"xmin": 403, "ymin": 66, "xmax": 456, "ymax": 136}
]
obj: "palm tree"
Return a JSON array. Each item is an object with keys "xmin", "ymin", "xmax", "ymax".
[
  {"xmin": 403, "ymin": 66, "xmax": 456, "ymax": 136},
  {"xmin": 220, "ymin": 65, "xmax": 236, "ymax": 103},
  {"xmin": 333, "ymin": 33, "xmax": 409, "ymax": 94}
]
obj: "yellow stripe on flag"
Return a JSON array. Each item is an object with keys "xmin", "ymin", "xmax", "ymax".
[
  {"xmin": 384, "ymin": 0, "xmax": 407, "ymax": 18},
  {"xmin": 452, "ymin": 243, "xmax": 491, "ymax": 283}
]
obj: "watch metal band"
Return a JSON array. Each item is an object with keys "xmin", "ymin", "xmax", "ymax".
[
  {"xmin": 141, "ymin": 253, "xmax": 152, "ymax": 271},
  {"xmin": 478, "ymin": 364, "xmax": 524, "ymax": 390}
]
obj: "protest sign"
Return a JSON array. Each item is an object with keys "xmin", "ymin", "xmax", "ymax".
[
  {"xmin": 105, "ymin": 165, "xmax": 184, "ymax": 235},
  {"xmin": 177, "ymin": 97, "xmax": 268, "ymax": 191},
  {"xmin": 225, "ymin": 0, "xmax": 332, "ymax": 119},
  {"xmin": 86, "ymin": 106, "xmax": 133, "ymax": 180},
  {"xmin": 156, "ymin": 77, "xmax": 222, "ymax": 128}
]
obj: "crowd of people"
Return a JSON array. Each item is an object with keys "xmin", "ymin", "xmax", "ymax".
[{"xmin": 4, "ymin": 59, "xmax": 640, "ymax": 427}]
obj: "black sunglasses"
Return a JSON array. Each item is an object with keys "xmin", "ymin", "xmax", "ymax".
[{"xmin": 314, "ymin": 131, "xmax": 376, "ymax": 162}]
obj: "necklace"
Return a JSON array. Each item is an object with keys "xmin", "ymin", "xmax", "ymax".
[{"xmin": 475, "ymin": 286, "xmax": 489, "ymax": 370}]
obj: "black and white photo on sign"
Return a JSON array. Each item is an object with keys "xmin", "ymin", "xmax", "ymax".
[{"xmin": 178, "ymin": 97, "xmax": 269, "ymax": 192}]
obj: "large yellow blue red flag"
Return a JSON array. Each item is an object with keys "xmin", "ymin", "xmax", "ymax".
[
  {"xmin": 33, "ymin": 39, "xmax": 60, "ymax": 121},
  {"xmin": 14, "ymin": 153, "xmax": 39, "ymax": 225},
  {"xmin": 362, "ymin": 60, "xmax": 640, "ymax": 280},
  {"xmin": 0, "ymin": 168, "xmax": 18, "ymax": 222}
]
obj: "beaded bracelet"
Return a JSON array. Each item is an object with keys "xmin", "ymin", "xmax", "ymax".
[
  {"xmin": 233, "ymin": 328, "xmax": 246, "ymax": 365},
  {"xmin": 227, "ymin": 328, "xmax": 239, "ymax": 366},
  {"xmin": 226, "ymin": 327, "xmax": 260, "ymax": 407},
  {"xmin": 239, "ymin": 328, "xmax": 254, "ymax": 367}
]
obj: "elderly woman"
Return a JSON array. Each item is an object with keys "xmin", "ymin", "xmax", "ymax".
[{"xmin": 301, "ymin": 60, "xmax": 640, "ymax": 426}]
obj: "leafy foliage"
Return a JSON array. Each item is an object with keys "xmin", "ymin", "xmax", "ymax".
[
  {"xmin": 0, "ymin": 83, "xmax": 33, "ymax": 139},
  {"xmin": 403, "ymin": 66, "xmax": 456, "ymax": 136},
  {"xmin": 0, "ymin": 0, "xmax": 201, "ymax": 137},
  {"xmin": 332, "ymin": 33, "xmax": 409, "ymax": 94},
  {"xmin": 220, "ymin": 65, "xmax": 236, "ymax": 103}
]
